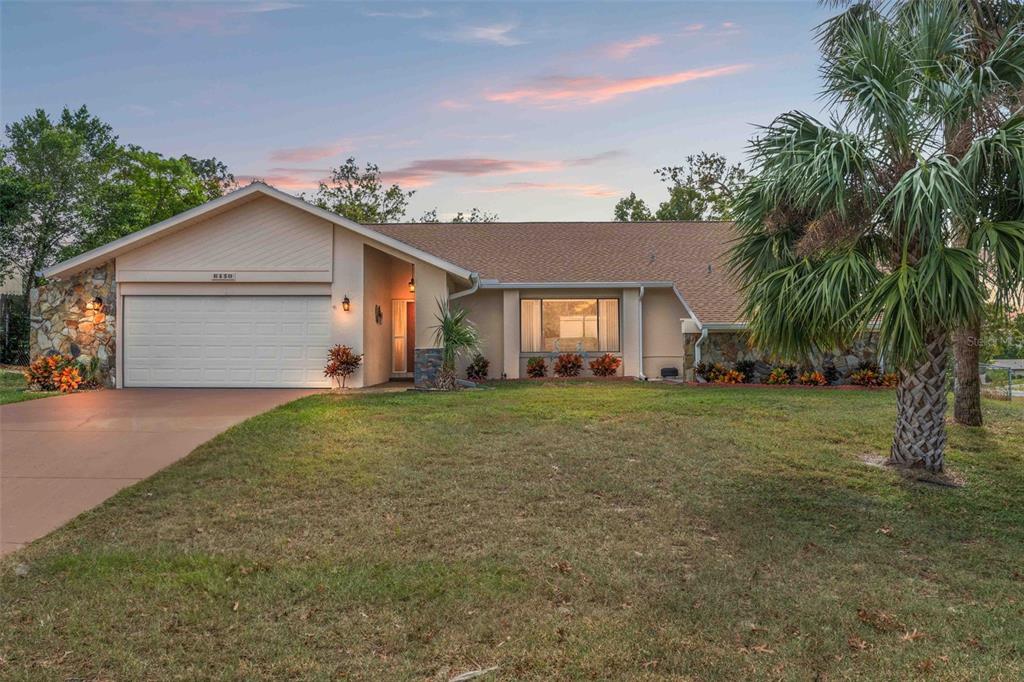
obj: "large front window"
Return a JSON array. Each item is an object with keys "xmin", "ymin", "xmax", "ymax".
[{"xmin": 521, "ymin": 298, "xmax": 620, "ymax": 352}]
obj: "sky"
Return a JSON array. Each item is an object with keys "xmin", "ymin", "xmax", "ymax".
[{"xmin": 2, "ymin": 1, "xmax": 833, "ymax": 221}]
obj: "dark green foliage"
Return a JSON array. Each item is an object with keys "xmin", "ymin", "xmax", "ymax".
[
  {"xmin": 614, "ymin": 152, "xmax": 747, "ymax": 222},
  {"xmin": 309, "ymin": 157, "xmax": 413, "ymax": 224},
  {"xmin": 466, "ymin": 354, "xmax": 490, "ymax": 381}
]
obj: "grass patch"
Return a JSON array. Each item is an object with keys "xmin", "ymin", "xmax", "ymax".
[
  {"xmin": 0, "ymin": 370, "xmax": 55, "ymax": 405},
  {"xmin": 2, "ymin": 383, "xmax": 1022, "ymax": 679}
]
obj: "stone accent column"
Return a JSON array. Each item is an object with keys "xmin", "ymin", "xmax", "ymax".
[
  {"xmin": 414, "ymin": 348, "xmax": 442, "ymax": 387},
  {"xmin": 29, "ymin": 262, "xmax": 117, "ymax": 387}
]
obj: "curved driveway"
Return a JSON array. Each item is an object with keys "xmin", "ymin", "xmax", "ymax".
[{"xmin": 0, "ymin": 388, "xmax": 317, "ymax": 556}]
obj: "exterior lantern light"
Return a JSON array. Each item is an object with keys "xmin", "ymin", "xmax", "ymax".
[
  {"xmin": 342, "ymin": 295, "xmax": 351, "ymax": 312},
  {"xmin": 408, "ymin": 262, "xmax": 415, "ymax": 293}
]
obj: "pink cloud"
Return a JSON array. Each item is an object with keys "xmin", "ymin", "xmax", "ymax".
[
  {"xmin": 269, "ymin": 143, "xmax": 348, "ymax": 163},
  {"xmin": 381, "ymin": 157, "xmax": 565, "ymax": 187},
  {"xmin": 485, "ymin": 64, "xmax": 751, "ymax": 106},
  {"xmin": 236, "ymin": 167, "xmax": 328, "ymax": 192},
  {"xmin": 437, "ymin": 98, "xmax": 471, "ymax": 111},
  {"xmin": 604, "ymin": 34, "xmax": 662, "ymax": 59},
  {"xmin": 477, "ymin": 182, "xmax": 619, "ymax": 198},
  {"xmin": 245, "ymin": 152, "xmax": 622, "ymax": 193}
]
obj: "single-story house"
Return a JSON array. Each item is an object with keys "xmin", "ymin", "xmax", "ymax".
[{"xmin": 31, "ymin": 182, "xmax": 875, "ymax": 388}]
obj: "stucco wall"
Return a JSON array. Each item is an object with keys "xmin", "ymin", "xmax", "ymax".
[
  {"xmin": 30, "ymin": 261, "xmax": 116, "ymax": 386},
  {"xmin": 362, "ymin": 246, "xmax": 394, "ymax": 386},
  {"xmin": 413, "ymin": 260, "xmax": 448, "ymax": 348},
  {"xmin": 454, "ymin": 289, "xmax": 503, "ymax": 379},
  {"xmin": 331, "ymin": 226, "xmax": 365, "ymax": 387},
  {"xmin": 642, "ymin": 287, "xmax": 687, "ymax": 378}
]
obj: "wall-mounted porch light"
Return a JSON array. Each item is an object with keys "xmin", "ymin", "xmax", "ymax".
[
  {"xmin": 408, "ymin": 262, "xmax": 415, "ymax": 293},
  {"xmin": 342, "ymin": 295, "xmax": 351, "ymax": 312}
]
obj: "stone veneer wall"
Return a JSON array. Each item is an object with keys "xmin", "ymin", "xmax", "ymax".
[
  {"xmin": 414, "ymin": 348, "xmax": 442, "ymax": 387},
  {"xmin": 30, "ymin": 262, "xmax": 116, "ymax": 387},
  {"xmin": 700, "ymin": 330, "xmax": 880, "ymax": 382}
]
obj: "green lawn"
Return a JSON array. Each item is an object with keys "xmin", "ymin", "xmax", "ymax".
[
  {"xmin": 0, "ymin": 370, "xmax": 55, "ymax": 405},
  {"xmin": 2, "ymin": 383, "xmax": 1022, "ymax": 680}
]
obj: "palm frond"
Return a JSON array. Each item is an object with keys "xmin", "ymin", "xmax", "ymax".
[
  {"xmin": 970, "ymin": 220, "xmax": 1024, "ymax": 309},
  {"xmin": 431, "ymin": 299, "xmax": 480, "ymax": 370},
  {"xmin": 881, "ymin": 154, "xmax": 974, "ymax": 254}
]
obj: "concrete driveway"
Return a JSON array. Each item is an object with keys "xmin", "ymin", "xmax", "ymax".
[{"xmin": 0, "ymin": 388, "xmax": 317, "ymax": 556}]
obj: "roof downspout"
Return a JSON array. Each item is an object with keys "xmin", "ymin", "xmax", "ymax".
[
  {"xmin": 694, "ymin": 326, "xmax": 709, "ymax": 366},
  {"xmin": 637, "ymin": 286, "xmax": 646, "ymax": 380},
  {"xmin": 449, "ymin": 273, "xmax": 480, "ymax": 300}
]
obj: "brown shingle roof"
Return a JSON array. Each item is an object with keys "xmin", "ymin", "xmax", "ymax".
[{"xmin": 370, "ymin": 221, "xmax": 743, "ymax": 325}]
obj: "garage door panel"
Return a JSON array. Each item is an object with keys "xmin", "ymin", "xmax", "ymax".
[{"xmin": 124, "ymin": 295, "xmax": 332, "ymax": 387}]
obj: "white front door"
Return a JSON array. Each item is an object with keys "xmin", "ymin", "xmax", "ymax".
[{"xmin": 123, "ymin": 295, "xmax": 332, "ymax": 387}]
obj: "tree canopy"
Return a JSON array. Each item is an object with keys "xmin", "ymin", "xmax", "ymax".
[
  {"xmin": 308, "ymin": 157, "xmax": 413, "ymax": 224},
  {"xmin": 0, "ymin": 106, "xmax": 235, "ymax": 295},
  {"xmin": 613, "ymin": 152, "xmax": 747, "ymax": 221}
]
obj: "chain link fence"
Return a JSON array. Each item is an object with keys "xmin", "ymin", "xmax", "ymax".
[
  {"xmin": 0, "ymin": 293, "xmax": 30, "ymax": 366},
  {"xmin": 979, "ymin": 361, "xmax": 1023, "ymax": 401}
]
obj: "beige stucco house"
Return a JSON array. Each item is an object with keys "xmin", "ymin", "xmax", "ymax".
[{"xmin": 32, "ymin": 182, "xmax": 778, "ymax": 389}]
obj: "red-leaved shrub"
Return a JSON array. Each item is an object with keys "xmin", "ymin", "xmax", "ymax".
[
  {"xmin": 716, "ymin": 369, "xmax": 745, "ymax": 384},
  {"xmin": 324, "ymin": 345, "xmax": 363, "ymax": 388},
  {"xmin": 25, "ymin": 354, "xmax": 81, "ymax": 392},
  {"xmin": 798, "ymin": 370, "xmax": 828, "ymax": 386},
  {"xmin": 526, "ymin": 357, "xmax": 547, "ymax": 378},
  {"xmin": 553, "ymin": 353, "xmax": 584, "ymax": 377},
  {"xmin": 589, "ymin": 353, "xmax": 621, "ymax": 377}
]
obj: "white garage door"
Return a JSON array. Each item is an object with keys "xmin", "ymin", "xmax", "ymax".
[{"xmin": 124, "ymin": 296, "xmax": 333, "ymax": 387}]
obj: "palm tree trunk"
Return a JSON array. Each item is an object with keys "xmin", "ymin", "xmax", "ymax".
[
  {"xmin": 435, "ymin": 365, "xmax": 457, "ymax": 391},
  {"xmin": 953, "ymin": 319, "xmax": 983, "ymax": 426},
  {"xmin": 890, "ymin": 332, "xmax": 948, "ymax": 473}
]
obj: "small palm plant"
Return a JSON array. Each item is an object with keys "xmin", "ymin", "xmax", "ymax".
[{"xmin": 431, "ymin": 299, "xmax": 480, "ymax": 390}]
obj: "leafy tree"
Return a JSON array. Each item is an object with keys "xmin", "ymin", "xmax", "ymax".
[
  {"xmin": 182, "ymin": 154, "xmax": 237, "ymax": 199},
  {"xmin": 0, "ymin": 106, "xmax": 237, "ymax": 298},
  {"xmin": 0, "ymin": 106, "xmax": 122, "ymax": 296},
  {"xmin": 77, "ymin": 148, "xmax": 230, "ymax": 256},
  {"xmin": 613, "ymin": 152, "xmax": 747, "ymax": 222},
  {"xmin": 612, "ymin": 192, "xmax": 654, "ymax": 221},
  {"xmin": 308, "ymin": 157, "xmax": 412, "ymax": 223},
  {"xmin": 729, "ymin": 2, "xmax": 1024, "ymax": 473},
  {"xmin": 981, "ymin": 306, "xmax": 1024, "ymax": 361},
  {"xmin": 417, "ymin": 207, "xmax": 499, "ymax": 223}
]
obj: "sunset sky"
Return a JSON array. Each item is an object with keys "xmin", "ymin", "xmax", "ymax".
[{"xmin": 3, "ymin": 1, "xmax": 832, "ymax": 221}]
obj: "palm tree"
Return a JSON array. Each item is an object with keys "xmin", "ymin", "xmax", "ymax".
[
  {"xmin": 729, "ymin": 1, "xmax": 1024, "ymax": 472},
  {"xmin": 912, "ymin": 0, "xmax": 1024, "ymax": 426},
  {"xmin": 431, "ymin": 299, "xmax": 480, "ymax": 390}
]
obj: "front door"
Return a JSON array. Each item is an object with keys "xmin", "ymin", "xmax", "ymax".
[{"xmin": 392, "ymin": 299, "xmax": 415, "ymax": 375}]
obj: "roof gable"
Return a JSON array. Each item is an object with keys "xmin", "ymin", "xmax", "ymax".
[{"xmin": 42, "ymin": 183, "xmax": 473, "ymax": 281}]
